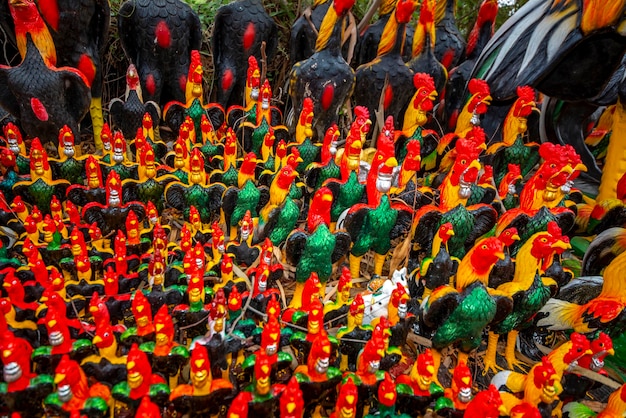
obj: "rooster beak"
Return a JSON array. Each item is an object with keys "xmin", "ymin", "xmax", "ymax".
[
  {"xmin": 512, "ymin": 234, "xmax": 520, "ymax": 241},
  {"xmin": 54, "ymin": 373, "xmax": 66, "ymax": 385},
  {"xmin": 499, "ymin": 405, "xmax": 508, "ymax": 415},
  {"xmin": 608, "ymin": 348, "xmax": 615, "ymax": 356},
  {"xmin": 551, "ymin": 240, "xmax": 571, "ymax": 251},
  {"xmin": 92, "ymin": 335, "xmax": 102, "ymax": 345},
  {"xmin": 384, "ymin": 157, "xmax": 398, "ymax": 168},
  {"xmin": 447, "ymin": 230, "xmax": 455, "ymax": 237},
  {"xmin": 495, "ymin": 250, "xmax": 505, "ymax": 261},
  {"xmin": 574, "ymin": 162, "xmax": 587, "ymax": 172}
]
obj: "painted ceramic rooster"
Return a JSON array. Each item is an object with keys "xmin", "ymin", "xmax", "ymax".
[
  {"xmin": 420, "ymin": 237, "xmax": 512, "ymax": 373},
  {"xmin": 433, "ymin": 0, "xmax": 465, "ymax": 70},
  {"xmin": 407, "ymin": 0, "xmax": 447, "ymax": 94},
  {"xmin": 496, "ymin": 142, "xmax": 585, "ymax": 254},
  {"xmin": 414, "ymin": 222, "xmax": 458, "ymax": 299},
  {"xmin": 486, "ymin": 85, "xmax": 540, "ymax": 184},
  {"xmin": 109, "ymin": 64, "xmax": 160, "ymax": 140},
  {"xmin": 0, "ymin": 0, "xmax": 110, "ymax": 147},
  {"xmin": 344, "ymin": 173, "xmax": 413, "ymax": 278},
  {"xmin": 443, "ymin": 0, "xmax": 498, "ymax": 132},
  {"xmin": 289, "ymin": 0, "xmax": 356, "ymax": 139},
  {"xmin": 538, "ymin": 248, "xmax": 626, "ymax": 338},
  {"xmin": 0, "ymin": 35, "xmax": 91, "ymax": 145},
  {"xmin": 483, "ymin": 222, "xmax": 569, "ymax": 373},
  {"xmin": 353, "ymin": 0, "xmax": 417, "ymax": 136},
  {"xmin": 118, "ymin": 0, "xmax": 202, "ymax": 106},
  {"xmin": 284, "ymin": 188, "xmax": 351, "ymax": 306},
  {"xmin": 413, "ymin": 130, "xmax": 498, "ymax": 259},
  {"xmin": 45, "ymin": 355, "xmax": 111, "ymax": 416},
  {"xmin": 212, "ymin": 0, "xmax": 277, "ymax": 109}
]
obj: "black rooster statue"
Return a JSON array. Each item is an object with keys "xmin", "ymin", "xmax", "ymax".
[
  {"xmin": 0, "ymin": 0, "xmax": 109, "ymax": 149},
  {"xmin": 289, "ymin": 0, "xmax": 356, "ymax": 140},
  {"xmin": 354, "ymin": 0, "xmax": 413, "ymax": 66},
  {"xmin": 290, "ymin": 0, "xmax": 332, "ymax": 66},
  {"xmin": 433, "ymin": 0, "xmax": 465, "ymax": 70},
  {"xmin": 212, "ymin": 0, "xmax": 278, "ymax": 110},
  {"xmin": 118, "ymin": 0, "xmax": 203, "ymax": 106},
  {"xmin": 0, "ymin": 35, "xmax": 91, "ymax": 146},
  {"xmin": 353, "ymin": 0, "xmax": 417, "ymax": 136},
  {"xmin": 109, "ymin": 64, "xmax": 161, "ymax": 141}
]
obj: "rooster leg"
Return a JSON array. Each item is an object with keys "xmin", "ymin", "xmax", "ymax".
[
  {"xmin": 350, "ymin": 255, "xmax": 363, "ymax": 279},
  {"xmin": 229, "ymin": 226, "xmax": 238, "ymax": 241},
  {"xmin": 431, "ymin": 348, "xmax": 443, "ymax": 386},
  {"xmin": 457, "ymin": 351, "xmax": 469, "ymax": 368},
  {"xmin": 597, "ymin": 100, "xmax": 626, "ymax": 203},
  {"xmin": 483, "ymin": 331, "xmax": 501, "ymax": 375},
  {"xmin": 504, "ymin": 330, "xmax": 522, "ymax": 370},
  {"xmin": 169, "ymin": 373, "xmax": 179, "ymax": 389},
  {"xmin": 90, "ymin": 97, "xmax": 104, "ymax": 151},
  {"xmin": 373, "ymin": 252, "xmax": 387, "ymax": 276},
  {"xmin": 289, "ymin": 281, "xmax": 306, "ymax": 309}
]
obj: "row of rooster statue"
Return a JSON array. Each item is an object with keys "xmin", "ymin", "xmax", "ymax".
[{"xmin": 0, "ymin": 0, "xmax": 625, "ymax": 417}]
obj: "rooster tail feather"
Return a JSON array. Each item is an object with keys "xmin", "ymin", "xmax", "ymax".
[
  {"xmin": 562, "ymin": 402, "xmax": 596, "ymax": 418},
  {"xmin": 491, "ymin": 370, "xmax": 527, "ymax": 394},
  {"xmin": 537, "ymin": 298, "xmax": 585, "ymax": 331}
]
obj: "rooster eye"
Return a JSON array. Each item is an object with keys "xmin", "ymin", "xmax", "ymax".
[
  {"xmin": 461, "ymin": 160, "xmax": 467, "ymax": 165},
  {"xmin": 481, "ymin": 245, "xmax": 487, "ymax": 250}
]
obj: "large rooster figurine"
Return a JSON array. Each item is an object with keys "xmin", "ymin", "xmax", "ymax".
[
  {"xmin": 538, "ymin": 248, "xmax": 626, "ymax": 338},
  {"xmin": 212, "ymin": 0, "xmax": 277, "ymax": 109},
  {"xmin": 289, "ymin": 0, "xmax": 356, "ymax": 139},
  {"xmin": 420, "ymin": 236, "xmax": 512, "ymax": 381},
  {"xmin": 0, "ymin": 0, "xmax": 110, "ymax": 148},
  {"xmin": 353, "ymin": 0, "xmax": 417, "ymax": 136},
  {"xmin": 443, "ymin": 0, "xmax": 498, "ymax": 132},
  {"xmin": 0, "ymin": 35, "xmax": 91, "ymax": 146},
  {"xmin": 483, "ymin": 222, "xmax": 570, "ymax": 373},
  {"xmin": 118, "ymin": 0, "xmax": 202, "ymax": 106},
  {"xmin": 413, "ymin": 129, "xmax": 498, "ymax": 259}
]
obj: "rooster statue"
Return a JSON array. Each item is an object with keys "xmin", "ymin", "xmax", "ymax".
[
  {"xmin": 289, "ymin": 0, "xmax": 356, "ymax": 140},
  {"xmin": 443, "ymin": 0, "xmax": 498, "ymax": 132},
  {"xmin": 212, "ymin": 0, "xmax": 277, "ymax": 109},
  {"xmin": 290, "ymin": 0, "xmax": 332, "ymax": 65},
  {"xmin": 483, "ymin": 222, "xmax": 569, "ymax": 373},
  {"xmin": 109, "ymin": 64, "xmax": 160, "ymax": 141},
  {"xmin": 0, "ymin": 0, "xmax": 110, "ymax": 148},
  {"xmin": 433, "ymin": 0, "xmax": 465, "ymax": 70},
  {"xmin": 0, "ymin": 35, "xmax": 91, "ymax": 146},
  {"xmin": 118, "ymin": 0, "xmax": 202, "ymax": 106},
  {"xmin": 420, "ymin": 236, "xmax": 512, "ymax": 378},
  {"xmin": 353, "ymin": 0, "xmax": 417, "ymax": 137},
  {"xmin": 355, "ymin": 0, "xmax": 413, "ymax": 67}
]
